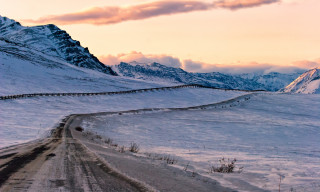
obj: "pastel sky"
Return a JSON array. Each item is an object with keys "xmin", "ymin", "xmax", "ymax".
[{"xmin": 1, "ymin": 0, "xmax": 320, "ymax": 73}]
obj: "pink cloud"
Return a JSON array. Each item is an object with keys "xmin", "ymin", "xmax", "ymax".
[
  {"xmin": 25, "ymin": 1, "xmax": 213, "ymax": 25},
  {"xmin": 25, "ymin": 0, "xmax": 280, "ymax": 25},
  {"xmin": 100, "ymin": 51, "xmax": 182, "ymax": 68},
  {"xmin": 292, "ymin": 59, "xmax": 320, "ymax": 69},
  {"xmin": 216, "ymin": 0, "xmax": 280, "ymax": 10},
  {"xmin": 182, "ymin": 60, "xmax": 303, "ymax": 74}
]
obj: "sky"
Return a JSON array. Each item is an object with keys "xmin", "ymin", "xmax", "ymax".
[{"xmin": 1, "ymin": 0, "xmax": 320, "ymax": 73}]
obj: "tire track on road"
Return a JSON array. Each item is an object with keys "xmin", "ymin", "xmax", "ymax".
[{"xmin": 0, "ymin": 116, "xmax": 153, "ymax": 192}]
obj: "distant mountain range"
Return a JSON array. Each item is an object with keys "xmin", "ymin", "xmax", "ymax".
[
  {"xmin": 1, "ymin": 15, "xmax": 316, "ymax": 93},
  {"xmin": 112, "ymin": 62, "xmax": 303, "ymax": 91}
]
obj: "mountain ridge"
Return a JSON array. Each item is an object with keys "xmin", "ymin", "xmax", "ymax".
[
  {"xmin": 283, "ymin": 67, "xmax": 320, "ymax": 94},
  {"xmin": 112, "ymin": 61, "xmax": 302, "ymax": 91},
  {"xmin": 0, "ymin": 15, "xmax": 117, "ymax": 75}
]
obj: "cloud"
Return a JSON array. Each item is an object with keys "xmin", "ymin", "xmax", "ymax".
[
  {"xmin": 99, "ymin": 52, "xmax": 315, "ymax": 74},
  {"xmin": 183, "ymin": 60, "xmax": 302, "ymax": 74},
  {"xmin": 215, "ymin": 0, "xmax": 280, "ymax": 10},
  {"xmin": 25, "ymin": 0, "xmax": 280, "ymax": 25},
  {"xmin": 292, "ymin": 59, "xmax": 320, "ymax": 69},
  {"xmin": 25, "ymin": 1, "xmax": 213, "ymax": 25},
  {"xmin": 100, "ymin": 51, "xmax": 182, "ymax": 68}
]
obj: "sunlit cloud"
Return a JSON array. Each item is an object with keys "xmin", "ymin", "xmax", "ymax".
[
  {"xmin": 100, "ymin": 51, "xmax": 182, "ymax": 68},
  {"xmin": 24, "ymin": 1, "xmax": 213, "ymax": 25},
  {"xmin": 24, "ymin": 0, "xmax": 280, "ymax": 25},
  {"xmin": 215, "ymin": 0, "xmax": 280, "ymax": 10},
  {"xmin": 99, "ymin": 52, "xmax": 313, "ymax": 74},
  {"xmin": 292, "ymin": 59, "xmax": 320, "ymax": 69},
  {"xmin": 182, "ymin": 60, "xmax": 304, "ymax": 74}
]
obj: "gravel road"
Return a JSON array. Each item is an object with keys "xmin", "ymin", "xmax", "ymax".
[{"xmin": 0, "ymin": 115, "xmax": 235, "ymax": 192}]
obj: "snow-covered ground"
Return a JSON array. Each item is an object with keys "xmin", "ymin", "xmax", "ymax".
[
  {"xmin": 0, "ymin": 88, "xmax": 245, "ymax": 147},
  {"xmin": 0, "ymin": 34, "xmax": 247, "ymax": 148},
  {"xmin": 0, "ymin": 41, "xmax": 170, "ymax": 95},
  {"xmin": 1, "ymin": 36, "xmax": 319, "ymax": 191},
  {"xmin": 80, "ymin": 93, "xmax": 320, "ymax": 192}
]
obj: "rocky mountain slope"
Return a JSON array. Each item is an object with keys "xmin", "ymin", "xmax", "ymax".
[
  {"xmin": 283, "ymin": 67, "xmax": 320, "ymax": 94},
  {"xmin": 0, "ymin": 16, "xmax": 116, "ymax": 75},
  {"xmin": 0, "ymin": 18, "xmax": 167, "ymax": 95}
]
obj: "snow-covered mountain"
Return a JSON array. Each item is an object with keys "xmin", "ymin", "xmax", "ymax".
[
  {"xmin": 112, "ymin": 61, "xmax": 223, "ymax": 87},
  {"xmin": 283, "ymin": 67, "xmax": 320, "ymax": 94},
  {"xmin": 0, "ymin": 16, "xmax": 172, "ymax": 95},
  {"xmin": 0, "ymin": 16, "xmax": 116, "ymax": 75},
  {"xmin": 235, "ymin": 72, "xmax": 303, "ymax": 91},
  {"xmin": 0, "ymin": 15, "xmax": 302, "ymax": 92},
  {"xmin": 112, "ymin": 62, "xmax": 302, "ymax": 91},
  {"xmin": 0, "ymin": 37, "xmax": 166, "ymax": 95}
]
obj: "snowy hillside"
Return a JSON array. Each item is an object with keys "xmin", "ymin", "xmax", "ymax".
[
  {"xmin": 81, "ymin": 93, "xmax": 320, "ymax": 192},
  {"xmin": 0, "ymin": 88, "xmax": 247, "ymax": 147},
  {"xmin": 112, "ymin": 62, "xmax": 301, "ymax": 91},
  {"xmin": 0, "ymin": 38, "xmax": 170, "ymax": 95},
  {"xmin": 0, "ymin": 16, "xmax": 116, "ymax": 75},
  {"xmin": 283, "ymin": 67, "xmax": 320, "ymax": 94}
]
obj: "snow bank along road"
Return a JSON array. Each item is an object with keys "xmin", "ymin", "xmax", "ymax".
[
  {"xmin": 0, "ymin": 114, "xmax": 235, "ymax": 192},
  {"xmin": 0, "ymin": 84, "xmax": 262, "ymax": 100}
]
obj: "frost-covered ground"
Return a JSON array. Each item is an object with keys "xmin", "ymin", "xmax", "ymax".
[
  {"xmin": 80, "ymin": 93, "xmax": 320, "ymax": 192},
  {"xmin": 0, "ymin": 88, "xmax": 245, "ymax": 147}
]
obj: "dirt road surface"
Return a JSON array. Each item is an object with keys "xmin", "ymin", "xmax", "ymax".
[{"xmin": 0, "ymin": 115, "xmax": 235, "ymax": 192}]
